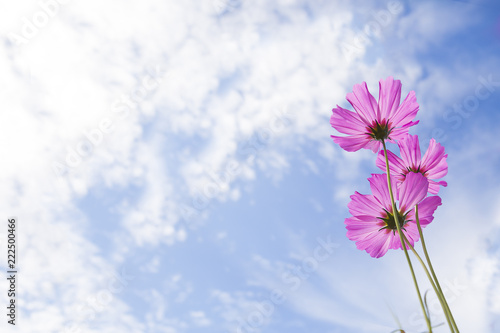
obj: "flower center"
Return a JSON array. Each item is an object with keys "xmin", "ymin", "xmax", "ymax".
[
  {"xmin": 404, "ymin": 167, "xmax": 428, "ymax": 177},
  {"xmin": 379, "ymin": 209, "xmax": 409, "ymax": 232},
  {"xmin": 367, "ymin": 120, "xmax": 391, "ymax": 141}
]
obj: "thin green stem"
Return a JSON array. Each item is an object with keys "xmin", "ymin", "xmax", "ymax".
[
  {"xmin": 415, "ymin": 206, "xmax": 460, "ymax": 332},
  {"xmin": 381, "ymin": 140, "xmax": 432, "ymax": 333},
  {"xmin": 401, "ymin": 233, "xmax": 455, "ymax": 332}
]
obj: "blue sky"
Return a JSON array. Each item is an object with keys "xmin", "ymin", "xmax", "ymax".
[{"xmin": 1, "ymin": 0, "xmax": 500, "ymax": 332}]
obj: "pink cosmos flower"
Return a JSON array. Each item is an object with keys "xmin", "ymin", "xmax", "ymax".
[
  {"xmin": 376, "ymin": 134, "xmax": 448, "ymax": 194},
  {"xmin": 345, "ymin": 172, "xmax": 441, "ymax": 258},
  {"xmin": 330, "ymin": 77, "xmax": 419, "ymax": 152}
]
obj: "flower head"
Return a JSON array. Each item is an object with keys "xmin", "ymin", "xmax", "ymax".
[
  {"xmin": 376, "ymin": 134, "xmax": 448, "ymax": 194},
  {"xmin": 345, "ymin": 172, "xmax": 441, "ymax": 258},
  {"xmin": 330, "ymin": 77, "xmax": 419, "ymax": 152}
]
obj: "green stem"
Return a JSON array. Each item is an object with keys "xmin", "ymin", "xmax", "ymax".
[
  {"xmin": 401, "ymin": 232, "xmax": 455, "ymax": 332},
  {"xmin": 381, "ymin": 140, "xmax": 432, "ymax": 333},
  {"xmin": 415, "ymin": 205, "xmax": 460, "ymax": 332}
]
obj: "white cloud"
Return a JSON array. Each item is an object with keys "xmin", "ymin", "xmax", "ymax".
[{"xmin": 189, "ymin": 310, "xmax": 212, "ymax": 327}]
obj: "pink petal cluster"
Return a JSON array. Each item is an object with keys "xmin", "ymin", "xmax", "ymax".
[
  {"xmin": 330, "ymin": 77, "xmax": 419, "ymax": 152},
  {"xmin": 330, "ymin": 77, "xmax": 447, "ymax": 258},
  {"xmin": 376, "ymin": 135, "xmax": 448, "ymax": 194},
  {"xmin": 345, "ymin": 173, "xmax": 442, "ymax": 258}
]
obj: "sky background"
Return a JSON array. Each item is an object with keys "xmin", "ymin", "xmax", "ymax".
[{"xmin": 1, "ymin": 0, "xmax": 500, "ymax": 332}]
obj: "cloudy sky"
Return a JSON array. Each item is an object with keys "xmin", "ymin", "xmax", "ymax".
[{"xmin": 1, "ymin": 0, "xmax": 500, "ymax": 332}]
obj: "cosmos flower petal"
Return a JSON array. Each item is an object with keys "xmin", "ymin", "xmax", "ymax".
[
  {"xmin": 350, "ymin": 227, "xmax": 386, "ymax": 250},
  {"xmin": 404, "ymin": 223, "xmax": 421, "ymax": 243},
  {"xmin": 330, "ymin": 106, "xmax": 368, "ymax": 135},
  {"xmin": 364, "ymin": 140, "xmax": 382, "ymax": 153},
  {"xmin": 347, "ymin": 192, "xmax": 382, "ymax": 217},
  {"xmin": 346, "ymin": 224, "xmax": 381, "ymax": 239},
  {"xmin": 352, "ymin": 227, "xmax": 383, "ymax": 244},
  {"xmin": 365, "ymin": 231, "xmax": 392, "ymax": 258},
  {"xmin": 378, "ymin": 76, "xmax": 402, "ymax": 121},
  {"xmin": 390, "ymin": 228, "xmax": 416, "ymax": 250},
  {"xmin": 388, "ymin": 121, "xmax": 419, "ymax": 142},
  {"xmin": 376, "ymin": 233, "xmax": 393, "ymax": 258},
  {"xmin": 368, "ymin": 173, "xmax": 398, "ymax": 212},
  {"xmin": 421, "ymin": 139, "xmax": 448, "ymax": 177},
  {"xmin": 346, "ymin": 81, "xmax": 378, "ymax": 124},
  {"xmin": 354, "ymin": 230, "xmax": 391, "ymax": 258},
  {"xmin": 345, "ymin": 217, "xmax": 384, "ymax": 239},
  {"xmin": 399, "ymin": 172, "xmax": 428, "ymax": 213},
  {"xmin": 405, "ymin": 210, "xmax": 416, "ymax": 224},
  {"xmin": 416, "ymin": 196, "xmax": 442, "ymax": 225},
  {"xmin": 428, "ymin": 180, "xmax": 447, "ymax": 195},
  {"xmin": 389, "ymin": 231, "xmax": 402, "ymax": 249},
  {"xmin": 331, "ymin": 134, "xmax": 371, "ymax": 152},
  {"xmin": 376, "ymin": 149, "xmax": 406, "ymax": 179},
  {"xmin": 398, "ymin": 135, "xmax": 422, "ymax": 169},
  {"xmin": 426, "ymin": 162, "xmax": 448, "ymax": 180},
  {"xmin": 388, "ymin": 231, "xmax": 400, "ymax": 249},
  {"xmin": 391, "ymin": 90, "xmax": 419, "ymax": 127}
]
